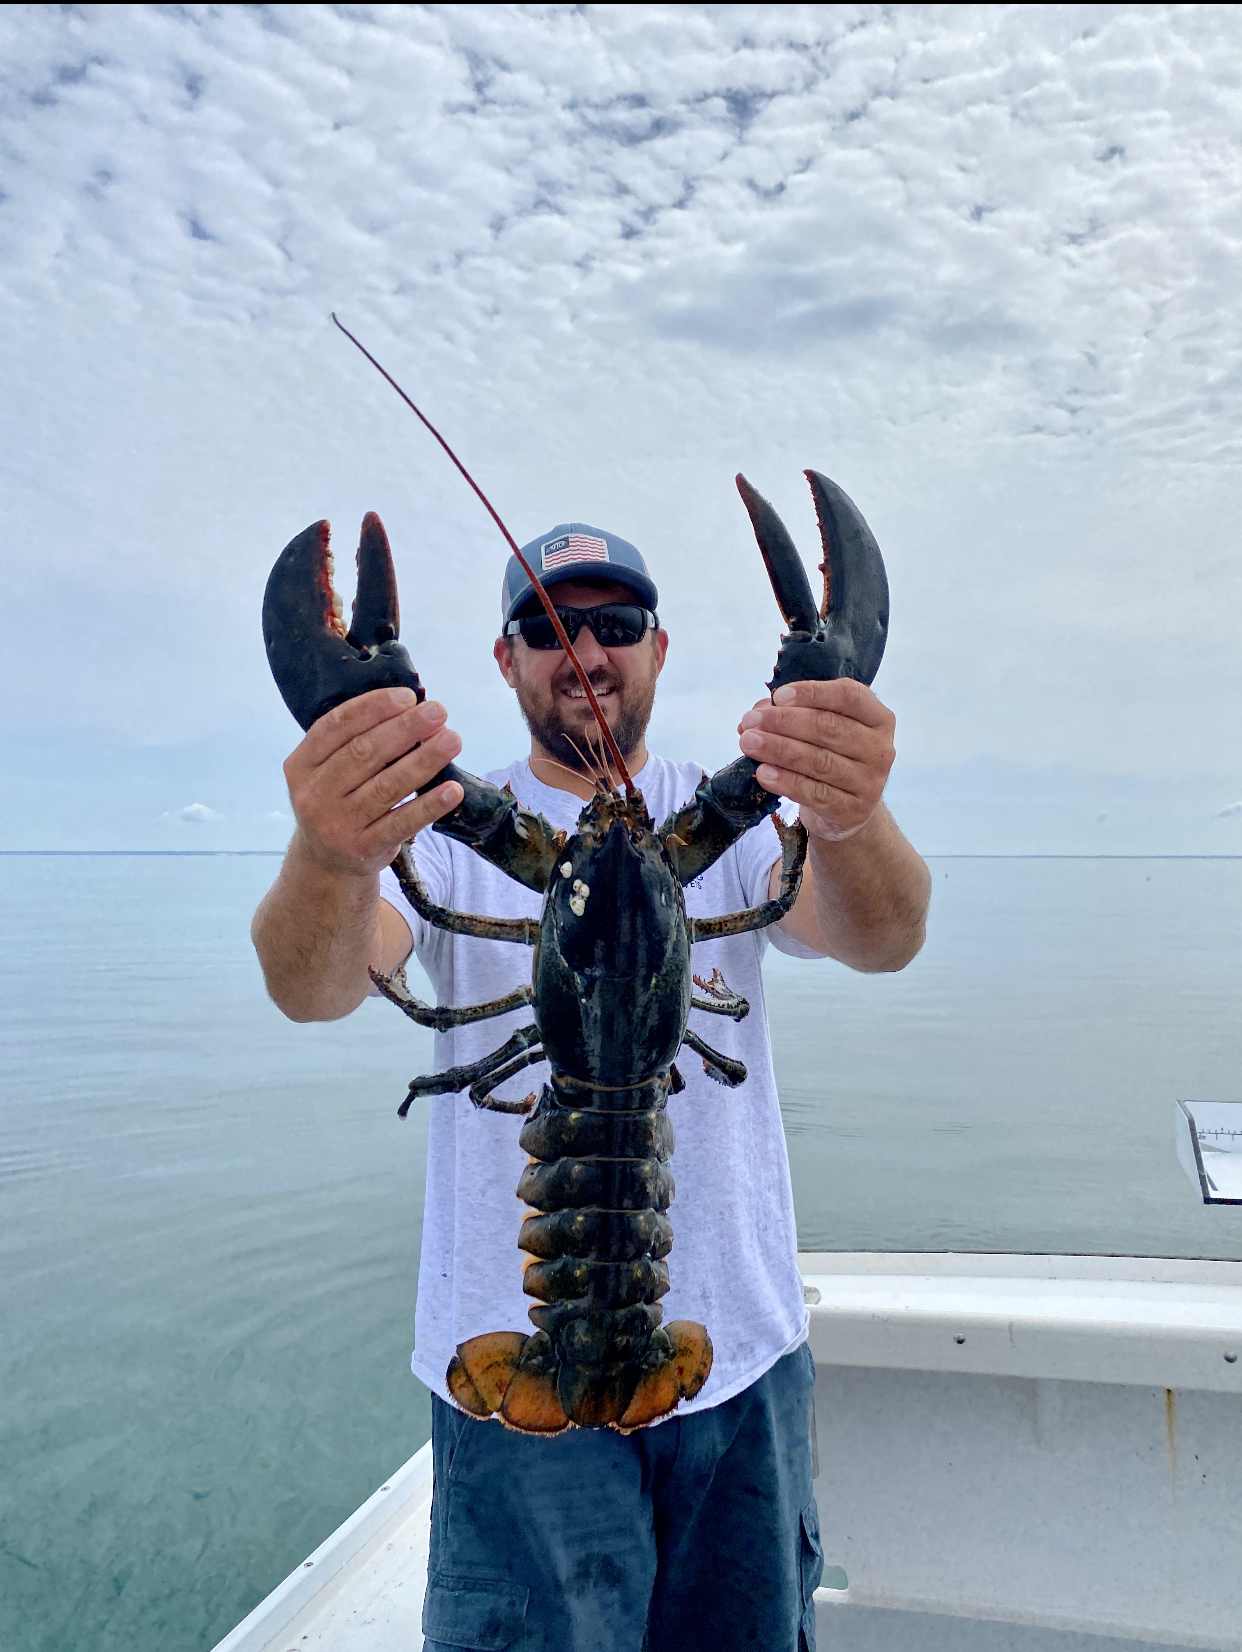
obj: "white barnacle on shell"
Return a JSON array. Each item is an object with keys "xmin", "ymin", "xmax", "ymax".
[
  {"xmin": 569, "ymin": 895, "xmax": 587, "ymax": 917},
  {"xmin": 560, "ymin": 861, "xmax": 573, "ymax": 878}
]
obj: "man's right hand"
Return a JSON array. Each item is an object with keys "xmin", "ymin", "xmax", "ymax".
[
  {"xmin": 284, "ymin": 687, "xmax": 465, "ymax": 877},
  {"xmin": 252, "ymin": 688, "xmax": 465, "ymax": 1021}
]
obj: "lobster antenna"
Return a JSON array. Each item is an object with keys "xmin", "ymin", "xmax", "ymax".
[
  {"xmin": 331, "ymin": 314, "xmax": 633, "ymax": 796},
  {"xmin": 560, "ymin": 732, "xmax": 608, "ymax": 790},
  {"xmin": 587, "ymin": 724, "xmax": 619, "ymax": 793},
  {"xmin": 561, "ymin": 736, "xmax": 601, "ymax": 786},
  {"xmin": 534, "ymin": 751, "xmax": 609, "ymax": 790}
]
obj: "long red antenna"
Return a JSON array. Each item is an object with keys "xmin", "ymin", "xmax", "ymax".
[{"xmin": 331, "ymin": 314, "xmax": 634, "ymax": 794}]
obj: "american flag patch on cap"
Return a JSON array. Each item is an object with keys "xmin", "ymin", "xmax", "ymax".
[{"xmin": 541, "ymin": 533, "xmax": 609, "ymax": 571}]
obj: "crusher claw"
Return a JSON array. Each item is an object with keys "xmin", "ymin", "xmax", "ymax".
[
  {"xmin": 262, "ymin": 511, "xmax": 426, "ymax": 732},
  {"xmin": 735, "ymin": 469, "xmax": 889, "ymax": 692}
]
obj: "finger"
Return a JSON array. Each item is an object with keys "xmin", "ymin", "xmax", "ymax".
[
  {"xmin": 737, "ymin": 697, "xmax": 770, "ymax": 732},
  {"xmin": 344, "ymin": 726, "xmax": 464, "ymax": 825},
  {"xmin": 771, "ymin": 678, "xmax": 892, "ymax": 728},
  {"xmin": 752, "ymin": 761, "xmax": 868, "ymax": 827},
  {"xmin": 314, "ymin": 699, "xmax": 450, "ymax": 796},
  {"xmin": 359, "ymin": 779, "xmax": 464, "ymax": 859},
  {"xmin": 297, "ymin": 687, "xmax": 427, "ymax": 769},
  {"xmin": 740, "ymin": 704, "xmax": 886, "ymax": 763},
  {"xmin": 738, "ymin": 726, "xmax": 871, "ymax": 796}
]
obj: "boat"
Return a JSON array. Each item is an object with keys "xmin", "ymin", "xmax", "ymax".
[
  {"xmin": 1176, "ymin": 1100, "xmax": 1242, "ymax": 1205},
  {"xmin": 213, "ymin": 1249, "xmax": 1242, "ymax": 1652}
]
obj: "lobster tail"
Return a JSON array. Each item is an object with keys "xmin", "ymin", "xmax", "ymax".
[{"xmin": 443, "ymin": 1072, "xmax": 711, "ymax": 1433}]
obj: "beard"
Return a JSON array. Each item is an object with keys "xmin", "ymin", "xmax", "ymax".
[{"xmin": 514, "ymin": 658, "xmax": 658, "ymax": 778}]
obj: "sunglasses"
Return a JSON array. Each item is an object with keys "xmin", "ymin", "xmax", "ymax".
[{"xmin": 503, "ymin": 603, "xmax": 657, "ymax": 651}]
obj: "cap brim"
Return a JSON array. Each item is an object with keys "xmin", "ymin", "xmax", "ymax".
[{"xmin": 504, "ymin": 562, "xmax": 659, "ymax": 625}]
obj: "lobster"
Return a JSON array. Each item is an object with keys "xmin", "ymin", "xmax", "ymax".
[{"xmin": 262, "ymin": 324, "xmax": 888, "ymax": 1435}]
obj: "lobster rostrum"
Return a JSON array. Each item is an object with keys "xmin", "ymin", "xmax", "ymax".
[{"xmin": 262, "ymin": 324, "xmax": 888, "ymax": 1435}]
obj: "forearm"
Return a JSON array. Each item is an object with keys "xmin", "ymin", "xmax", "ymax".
[
  {"xmin": 803, "ymin": 803, "xmax": 930, "ymax": 972},
  {"xmin": 251, "ymin": 830, "xmax": 386, "ymax": 1021},
  {"xmin": 252, "ymin": 689, "xmax": 462, "ymax": 1022},
  {"xmin": 739, "ymin": 677, "xmax": 928, "ymax": 972}
]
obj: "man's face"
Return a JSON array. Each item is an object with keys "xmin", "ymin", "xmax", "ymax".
[{"xmin": 493, "ymin": 578, "xmax": 668, "ymax": 774}]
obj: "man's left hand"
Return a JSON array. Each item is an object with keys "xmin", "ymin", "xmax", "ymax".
[{"xmin": 737, "ymin": 679, "xmax": 896, "ymax": 841}]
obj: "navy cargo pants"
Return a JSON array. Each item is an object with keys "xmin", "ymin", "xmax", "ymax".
[{"xmin": 421, "ymin": 1341, "xmax": 822, "ymax": 1652}]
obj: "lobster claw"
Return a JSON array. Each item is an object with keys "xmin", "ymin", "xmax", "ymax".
[
  {"xmin": 262, "ymin": 512, "xmax": 426, "ymax": 731},
  {"xmin": 735, "ymin": 470, "xmax": 889, "ymax": 691}
]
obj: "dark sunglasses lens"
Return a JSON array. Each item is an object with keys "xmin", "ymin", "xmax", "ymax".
[
  {"xmin": 515, "ymin": 604, "xmax": 648, "ymax": 649},
  {"xmin": 518, "ymin": 612, "xmax": 572, "ymax": 649},
  {"xmin": 588, "ymin": 605, "xmax": 648, "ymax": 646}
]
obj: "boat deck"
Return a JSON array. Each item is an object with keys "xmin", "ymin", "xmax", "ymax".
[{"xmin": 215, "ymin": 1253, "xmax": 1242, "ymax": 1652}]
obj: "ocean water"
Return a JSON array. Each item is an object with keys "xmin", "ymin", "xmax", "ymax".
[{"xmin": 1, "ymin": 852, "xmax": 1239, "ymax": 1651}]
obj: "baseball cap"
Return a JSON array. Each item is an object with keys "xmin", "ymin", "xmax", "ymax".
[{"xmin": 501, "ymin": 523, "xmax": 659, "ymax": 628}]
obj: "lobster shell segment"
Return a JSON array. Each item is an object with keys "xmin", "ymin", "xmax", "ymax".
[{"xmin": 518, "ymin": 1208, "xmax": 674, "ymax": 1263}]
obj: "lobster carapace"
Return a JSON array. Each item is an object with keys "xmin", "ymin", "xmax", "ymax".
[{"xmin": 263, "ymin": 351, "xmax": 888, "ymax": 1434}]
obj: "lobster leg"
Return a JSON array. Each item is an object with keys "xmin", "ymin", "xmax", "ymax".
[
  {"xmin": 391, "ymin": 845, "xmax": 538, "ymax": 945},
  {"xmin": 369, "ymin": 965, "xmax": 533, "ymax": 1030},
  {"xmin": 468, "ymin": 1048, "xmax": 545, "ymax": 1113},
  {"xmin": 397, "ymin": 1026, "xmax": 542, "ymax": 1117},
  {"xmin": 681, "ymin": 1029, "xmax": 747, "ymax": 1087},
  {"xmin": 690, "ymin": 969, "xmax": 749, "ymax": 1021},
  {"xmin": 685, "ymin": 815, "xmax": 807, "ymax": 943},
  {"xmin": 432, "ymin": 781, "xmax": 562, "ymax": 897}
]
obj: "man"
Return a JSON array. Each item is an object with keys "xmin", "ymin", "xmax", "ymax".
[{"xmin": 252, "ymin": 519, "xmax": 930, "ymax": 1652}]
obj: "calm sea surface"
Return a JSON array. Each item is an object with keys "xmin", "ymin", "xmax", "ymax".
[{"xmin": 1, "ymin": 853, "xmax": 1239, "ymax": 1650}]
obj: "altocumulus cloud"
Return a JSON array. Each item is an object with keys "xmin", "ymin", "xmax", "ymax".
[
  {"xmin": 4, "ymin": 5, "xmax": 1232, "ymax": 451},
  {"xmin": 0, "ymin": 4, "xmax": 1238, "ymax": 851}
]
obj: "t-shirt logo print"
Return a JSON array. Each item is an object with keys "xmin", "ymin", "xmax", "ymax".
[{"xmin": 541, "ymin": 534, "xmax": 609, "ymax": 571}]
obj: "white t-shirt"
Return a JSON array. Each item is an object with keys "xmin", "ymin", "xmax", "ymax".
[{"xmin": 379, "ymin": 754, "xmax": 815, "ymax": 1416}]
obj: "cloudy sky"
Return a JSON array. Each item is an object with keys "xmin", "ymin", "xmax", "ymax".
[{"xmin": 2, "ymin": 3, "xmax": 1239, "ymax": 853}]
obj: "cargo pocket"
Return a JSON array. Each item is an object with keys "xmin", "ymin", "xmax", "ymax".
[
  {"xmin": 423, "ymin": 1572, "xmax": 528, "ymax": 1650},
  {"xmin": 798, "ymin": 1498, "xmax": 824, "ymax": 1650}
]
